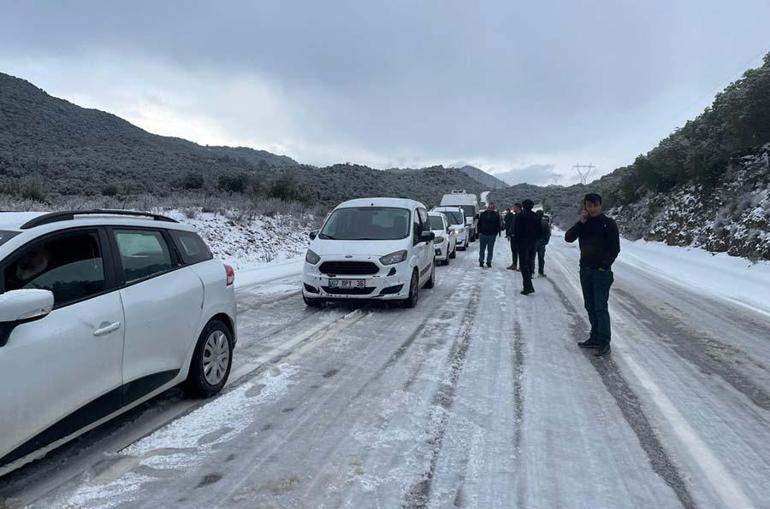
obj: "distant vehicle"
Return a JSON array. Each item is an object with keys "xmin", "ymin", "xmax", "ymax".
[
  {"xmin": 431, "ymin": 206, "xmax": 469, "ymax": 250},
  {"xmin": 0, "ymin": 210, "xmax": 237, "ymax": 476},
  {"xmin": 428, "ymin": 212, "xmax": 456, "ymax": 265},
  {"xmin": 303, "ymin": 197, "xmax": 436, "ymax": 308},
  {"xmin": 440, "ymin": 190, "xmax": 479, "ymax": 242}
]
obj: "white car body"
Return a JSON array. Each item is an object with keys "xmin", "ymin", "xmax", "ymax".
[
  {"xmin": 439, "ymin": 190, "xmax": 479, "ymax": 241},
  {"xmin": 428, "ymin": 212, "xmax": 456, "ymax": 264},
  {"xmin": 302, "ymin": 198, "xmax": 435, "ymax": 304},
  {"xmin": 431, "ymin": 206, "xmax": 468, "ymax": 249},
  {"xmin": 0, "ymin": 211, "xmax": 237, "ymax": 476}
]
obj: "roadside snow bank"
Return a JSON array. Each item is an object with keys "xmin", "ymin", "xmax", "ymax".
[{"xmin": 620, "ymin": 238, "xmax": 770, "ymax": 315}]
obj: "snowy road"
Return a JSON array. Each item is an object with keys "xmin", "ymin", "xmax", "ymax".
[{"xmin": 2, "ymin": 239, "xmax": 769, "ymax": 508}]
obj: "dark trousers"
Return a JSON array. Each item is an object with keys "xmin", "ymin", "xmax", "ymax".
[
  {"xmin": 518, "ymin": 243, "xmax": 535, "ymax": 292},
  {"xmin": 580, "ymin": 268, "xmax": 614, "ymax": 346},
  {"xmin": 509, "ymin": 237, "xmax": 518, "ymax": 266},
  {"xmin": 479, "ymin": 233, "xmax": 497, "ymax": 264},
  {"xmin": 536, "ymin": 242, "xmax": 546, "ymax": 274}
]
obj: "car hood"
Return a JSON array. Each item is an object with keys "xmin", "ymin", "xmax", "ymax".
[{"xmin": 310, "ymin": 238, "xmax": 409, "ymax": 257}]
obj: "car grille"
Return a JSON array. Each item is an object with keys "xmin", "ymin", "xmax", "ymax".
[
  {"xmin": 322, "ymin": 286, "xmax": 375, "ymax": 295},
  {"xmin": 319, "ymin": 261, "xmax": 379, "ymax": 275}
]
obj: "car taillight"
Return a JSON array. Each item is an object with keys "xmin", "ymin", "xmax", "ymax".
[{"xmin": 224, "ymin": 264, "xmax": 235, "ymax": 286}]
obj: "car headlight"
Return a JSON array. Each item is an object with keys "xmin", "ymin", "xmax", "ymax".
[
  {"xmin": 305, "ymin": 249, "xmax": 320, "ymax": 265},
  {"xmin": 380, "ymin": 250, "xmax": 407, "ymax": 265},
  {"xmin": 433, "ymin": 236, "xmax": 445, "ymax": 244}
]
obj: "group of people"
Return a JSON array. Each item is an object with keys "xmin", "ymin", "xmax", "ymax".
[
  {"xmin": 476, "ymin": 199, "xmax": 551, "ymax": 294},
  {"xmin": 473, "ymin": 193, "xmax": 621, "ymax": 357}
]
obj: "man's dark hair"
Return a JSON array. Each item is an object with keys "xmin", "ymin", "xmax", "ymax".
[
  {"xmin": 584, "ymin": 193, "xmax": 602, "ymax": 205},
  {"xmin": 522, "ymin": 199, "xmax": 534, "ymax": 210},
  {"xmin": 514, "ymin": 202, "xmax": 522, "ymax": 209}
]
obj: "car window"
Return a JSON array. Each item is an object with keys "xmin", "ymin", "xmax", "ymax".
[
  {"xmin": 428, "ymin": 215, "xmax": 445, "ymax": 230},
  {"xmin": 0, "ymin": 230, "xmax": 20, "ymax": 247},
  {"xmin": 114, "ymin": 229, "xmax": 174, "ymax": 283},
  {"xmin": 3, "ymin": 230, "xmax": 106, "ymax": 307},
  {"xmin": 170, "ymin": 230, "xmax": 213, "ymax": 265}
]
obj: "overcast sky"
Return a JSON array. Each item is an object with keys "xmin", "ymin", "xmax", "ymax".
[{"xmin": 1, "ymin": 1, "xmax": 768, "ymax": 184}]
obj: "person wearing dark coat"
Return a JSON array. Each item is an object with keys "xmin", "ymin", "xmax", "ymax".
[
  {"xmin": 535, "ymin": 210, "xmax": 551, "ymax": 276},
  {"xmin": 477, "ymin": 203, "xmax": 502, "ymax": 268},
  {"xmin": 564, "ymin": 193, "xmax": 620, "ymax": 357},
  {"xmin": 513, "ymin": 199, "xmax": 540, "ymax": 294},
  {"xmin": 505, "ymin": 203, "xmax": 521, "ymax": 270}
]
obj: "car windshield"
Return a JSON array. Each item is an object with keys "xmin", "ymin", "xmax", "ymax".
[
  {"xmin": 319, "ymin": 207, "xmax": 411, "ymax": 240},
  {"xmin": 460, "ymin": 205, "xmax": 475, "ymax": 219},
  {"xmin": 428, "ymin": 215, "xmax": 445, "ymax": 230},
  {"xmin": 440, "ymin": 211, "xmax": 464, "ymax": 225}
]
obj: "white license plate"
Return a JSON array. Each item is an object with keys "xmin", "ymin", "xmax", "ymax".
[{"xmin": 328, "ymin": 279, "xmax": 366, "ymax": 289}]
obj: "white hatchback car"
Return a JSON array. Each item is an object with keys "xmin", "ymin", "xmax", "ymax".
[
  {"xmin": 0, "ymin": 210, "xmax": 237, "ymax": 476},
  {"xmin": 302, "ymin": 198, "xmax": 436, "ymax": 308},
  {"xmin": 428, "ymin": 212, "xmax": 456, "ymax": 265}
]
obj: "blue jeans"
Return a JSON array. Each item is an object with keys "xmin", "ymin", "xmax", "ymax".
[
  {"xmin": 580, "ymin": 268, "xmax": 614, "ymax": 346},
  {"xmin": 478, "ymin": 234, "xmax": 497, "ymax": 264}
]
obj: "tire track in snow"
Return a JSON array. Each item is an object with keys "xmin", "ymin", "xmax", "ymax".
[
  {"xmin": 543, "ymin": 274, "xmax": 696, "ymax": 509},
  {"xmin": 402, "ymin": 284, "xmax": 482, "ymax": 509}
]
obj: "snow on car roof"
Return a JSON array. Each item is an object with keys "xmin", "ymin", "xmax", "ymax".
[
  {"xmin": 335, "ymin": 197, "xmax": 426, "ymax": 209},
  {"xmin": 0, "ymin": 212, "xmax": 46, "ymax": 230}
]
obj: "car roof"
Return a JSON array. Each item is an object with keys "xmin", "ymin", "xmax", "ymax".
[
  {"xmin": 0, "ymin": 211, "xmax": 196, "ymax": 232},
  {"xmin": 335, "ymin": 197, "xmax": 426, "ymax": 209}
]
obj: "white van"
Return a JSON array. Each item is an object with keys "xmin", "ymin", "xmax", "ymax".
[
  {"xmin": 428, "ymin": 212, "xmax": 457, "ymax": 265},
  {"xmin": 431, "ymin": 206, "xmax": 468, "ymax": 250},
  {"xmin": 302, "ymin": 198, "xmax": 436, "ymax": 308},
  {"xmin": 440, "ymin": 190, "xmax": 479, "ymax": 242}
]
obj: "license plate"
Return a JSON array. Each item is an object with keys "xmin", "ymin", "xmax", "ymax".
[
  {"xmin": 435, "ymin": 249, "xmax": 441, "ymax": 255},
  {"xmin": 328, "ymin": 279, "xmax": 366, "ymax": 289}
]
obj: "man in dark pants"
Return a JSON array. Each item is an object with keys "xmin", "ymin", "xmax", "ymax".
[
  {"xmin": 506, "ymin": 203, "xmax": 521, "ymax": 270},
  {"xmin": 514, "ymin": 199, "xmax": 540, "ymax": 295},
  {"xmin": 535, "ymin": 210, "xmax": 551, "ymax": 276},
  {"xmin": 564, "ymin": 193, "xmax": 620, "ymax": 357},
  {"xmin": 477, "ymin": 203, "xmax": 502, "ymax": 268}
]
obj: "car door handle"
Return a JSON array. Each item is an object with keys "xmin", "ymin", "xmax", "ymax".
[{"xmin": 94, "ymin": 321, "xmax": 121, "ymax": 337}]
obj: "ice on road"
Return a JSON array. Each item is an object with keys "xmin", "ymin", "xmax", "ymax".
[{"xmin": 4, "ymin": 239, "xmax": 770, "ymax": 508}]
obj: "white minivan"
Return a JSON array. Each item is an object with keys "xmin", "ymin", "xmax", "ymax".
[
  {"xmin": 431, "ymin": 206, "xmax": 468, "ymax": 250},
  {"xmin": 440, "ymin": 190, "xmax": 479, "ymax": 242},
  {"xmin": 0, "ymin": 210, "xmax": 237, "ymax": 476},
  {"xmin": 302, "ymin": 198, "xmax": 436, "ymax": 308}
]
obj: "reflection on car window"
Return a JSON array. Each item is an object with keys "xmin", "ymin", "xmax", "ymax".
[
  {"xmin": 170, "ymin": 230, "xmax": 212, "ymax": 265},
  {"xmin": 428, "ymin": 215, "xmax": 445, "ymax": 230},
  {"xmin": 3, "ymin": 231, "xmax": 106, "ymax": 307},
  {"xmin": 319, "ymin": 207, "xmax": 411, "ymax": 240},
  {"xmin": 114, "ymin": 230, "xmax": 174, "ymax": 283}
]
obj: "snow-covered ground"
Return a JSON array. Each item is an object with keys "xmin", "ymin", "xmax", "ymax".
[{"xmin": 2, "ymin": 230, "xmax": 769, "ymax": 508}]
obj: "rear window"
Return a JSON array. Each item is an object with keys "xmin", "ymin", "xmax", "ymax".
[
  {"xmin": 428, "ymin": 215, "xmax": 445, "ymax": 230},
  {"xmin": 113, "ymin": 229, "xmax": 174, "ymax": 283},
  {"xmin": 0, "ymin": 231, "xmax": 19, "ymax": 247},
  {"xmin": 170, "ymin": 230, "xmax": 213, "ymax": 265}
]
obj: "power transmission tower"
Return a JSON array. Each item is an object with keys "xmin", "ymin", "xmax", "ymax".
[{"xmin": 573, "ymin": 164, "xmax": 595, "ymax": 185}]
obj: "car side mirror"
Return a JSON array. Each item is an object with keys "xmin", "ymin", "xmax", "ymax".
[
  {"xmin": 420, "ymin": 231, "xmax": 435, "ymax": 243},
  {"xmin": 0, "ymin": 289, "xmax": 54, "ymax": 347},
  {"xmin": 309, "ymin": 231, "xmax": 317, "ymax": 240}
]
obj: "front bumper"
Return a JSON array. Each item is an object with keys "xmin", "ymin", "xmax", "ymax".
[{"xmin": 303, "ymin": 259, "xmax": 411, "ymax": 300}]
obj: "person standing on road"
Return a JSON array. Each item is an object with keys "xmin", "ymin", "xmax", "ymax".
[
  {"xmin": 535, "ymin": 210, "xmax": 551, "ymax": 276},
  {"xmin": 564, "ymin": 193, "xmax": 620, "ymax": 357},
  {"xmin": 514, "ymin": 199, "xmax": 539, "ymax": 294},
  {"xmin": 477, "ymin": 202, "xmax": 502, "ymax": 268},
  {"xmin": 506, "ymin": 203, "xmax": 521, "ymax": 270}
]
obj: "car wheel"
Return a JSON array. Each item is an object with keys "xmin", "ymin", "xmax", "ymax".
[
  {"xmin": 303, "ymin": 294, "xmax": 322, "ymax": 307},
  {"xmin": 401, "ymin": 270, "xmax": 419, "ymax": 308},
  {"xmin": 185, "ymin": 319, "xmax": 233, "ymax": 398},
  {"xmin": 425, "ymin": 263, "xmax": 436, "ymax": 288},
  {"xmin": 449, "ymin": 246, "xmax": 456, "ymax": 259}
]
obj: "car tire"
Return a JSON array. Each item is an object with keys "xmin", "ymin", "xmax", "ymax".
[
  {"xmin": 449, "ymin": 246, "xmax": 456, "ymax": 259},
  {"xmin": 184, "ymin": 319, "xmax": 233, "ymax": 398},
  {"xmin": 303, "ymin": 294, "xmax": 322, "ymax": 307},
  {"xmin": 425, "ymin": 263, "xmax": 435, "ymax": 288},
  {"xmin": 401, "ymin": 270, "xmax": 419, "ymax": 308}
]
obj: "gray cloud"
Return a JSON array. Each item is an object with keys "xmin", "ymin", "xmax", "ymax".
[{"xmin": 1, "ymin": 0, "xmax": 769, "ymax": 179}]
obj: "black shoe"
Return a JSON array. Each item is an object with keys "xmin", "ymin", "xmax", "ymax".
[
  {"xmin": 486, "ymin": 262, "xmax": 491, "ymax": 268},
  {"xmin": 578, "ymin": 339, "xmax": 599, "ymax": 348},
  {"xmin": 594, "ymin": 344, "xmax": 611, "ymax": 357},
  {"xmin": 506, "ymin": 264, "xmax": 515, "ymax": 270},
  {"xmin": 520, "ymin": 289, "xmax": 534, "ymax": 295},
  {"xmin": 539, "ymin": 272, "xmax": 546, "ymax": 277},
  {"xmin": 479, "ymin": 261, "xmax": 484, "ymax": 268}
]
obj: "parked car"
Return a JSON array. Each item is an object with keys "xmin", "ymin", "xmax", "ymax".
[
  {"xmin": 0, "ymin": 210, "xmax": 237, "ymax": 476},
  {"xmin": 302, "ymin": 198, "xmax": 435, "ymax": 308},
  {"xmin": 431, "ymin": 206, "xmax": 468, "ymax": 250},
  {"xmin": 428, "ymin": 212, "xmax": 456, "ymax": 265},
  {"xmin": 440, "ymin": 190, "xmax": 479, "ymax": 242}
]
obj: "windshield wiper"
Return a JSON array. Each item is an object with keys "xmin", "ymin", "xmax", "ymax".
[{"xmin": 319, "ymin": 233, "xmax": 336, "ymax": 240}]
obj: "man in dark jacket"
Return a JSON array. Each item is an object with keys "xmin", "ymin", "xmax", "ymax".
[
  {"xmin": 514, "ymin": 199, "xmax": 540, "ymax": 294},
  {"xmin": 564, "ymin": 193, "xmax": 620, "ymax": 357},
  {"xmin": 505, "ymin": 203, "xmax": 521, "ymax": 270},
  {"xmin": 535, "ymin": 210, "xmax": 551, "ymax": 276},
  {"xmin": 477, "ymin": 203, "xmax": 502, "ymax": 268}
]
